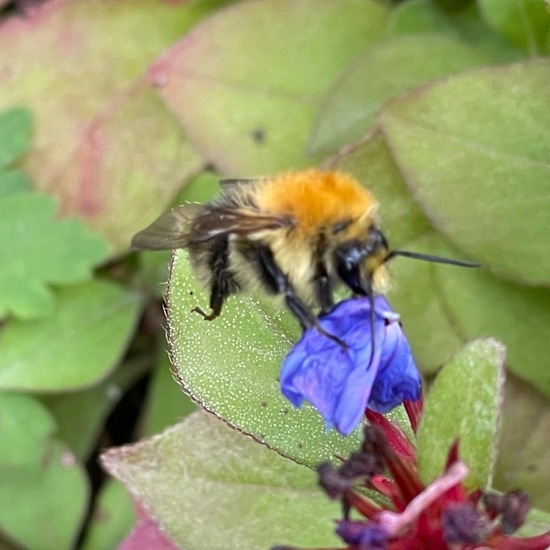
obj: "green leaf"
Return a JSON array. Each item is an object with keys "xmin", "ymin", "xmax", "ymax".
[
  {"xmin": 102, "ymin": 411, "xmax": 341, "ymax": 549},
  {"xmin": 0, "ymin": 392, "xmax": 56, "ymax": 467},
  {"xmin": 434, "ymin": 250, "xmax": 550, "ymax": 399},
  {"xmin": 140, "ymin": 350, "xmax": 196, "ymax": 438},
  {"xmin": 80, "ymin": 479, "xmax": 135, "ymax": 550},
  {"xmin": 0, "ymin": 170, "xmax": 31, "ymax": 199},
  {"xmin": 0, "ymin": 191, "xmax": 110, "ymax": 319},
  {"xmin": 328, "ymin": 129, "xmax": 432, "ymax": 247},
  {"xmin": 389, "ymin": 0, "xmax": 470, "ymax": 34},
  {"xmin": 388, "ymin": 0, "xmax": 524, "ymax": 61},
  {"xmin": 379, "ymin": 59, "xmax": 550, "ymax": 286},
  {"xmin": 495, "ymin": 376, "xmax": 550, "ymax": 512},
  {"xmin": 417, "ymin": 339, "xmax": 506, "ymax": 490},
  {"xmin": 0, "ymin": 394, "xmax": 89, "ymax": 549},
  {"xmin": 174, "ymin": 170, "xmax": 221, "ymax": 205},
  {"xmin": 479, "ymin": 0, "xmax": 550, "ymax": 55},
  {"xmin": 0, "ymin": 281, "xmax": 143, "ymax": 391},
  {"xmin": 42, "ymin": 384, "xmax": 122, "ymax": 461},
  {"xmin": 0, "ymin": 439, "xmax": 88, "ymax": 550},
  {"xmin": 167, "ymin": 250, "xmax": 367, "ymax": 466},
  {"xmin": 520, "ymin": 507, "xmax": 550, "ymax": 537},
  {"xmin": 433, "ymin": 0, "xmax": 474, "ymax": 11},
  {"xmin": 151, "ymin": 0, "xmax": 389, "ymax": 173},
  {"xmin": 376, "ymin": 229, "xmax": 550, "ymax": 394},
  {"xmin": 41, "ymin": 356, "xmax": 151, "ymax": 461},
  {"xmin": 309, "ymin": 35, "xmax": 493, "ymax": 156},
  {"xmin": 0, "ymin": 108, "xmax": 32, "ymax": 168}
]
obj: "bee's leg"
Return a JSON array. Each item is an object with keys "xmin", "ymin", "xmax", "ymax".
[
  {"xmin": 257, "ymin": 246, "xmax": 345, "ymax": 347},
  {"xmin": 315, "ymin": 262, "xmax": 334, "ymax": 314},
  {"xmin": 192, "ymin": 285, "xmax": 225, "ymax": 321},
  {"xmin": 192, "ymin": 237, "xmax": 237, "ymax": 321}
]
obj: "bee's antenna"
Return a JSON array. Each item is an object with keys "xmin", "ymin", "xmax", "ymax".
[{"xmin": 386, "ymin": 250, "xmax": 480, "ymax": 268}]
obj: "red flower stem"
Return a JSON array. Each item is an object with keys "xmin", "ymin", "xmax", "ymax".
[
  {"xmin": 366, "ymin": 410, "xmax": 416, "ymax": 462},
  {"xmin": 346, "ymin": 490, "xmax": 382, "ymax": 519},
  {"xmin": 404, "ymin": 398, "xmax": 423, "ymax": 435},
  {"xmin": 375, "ymin": 461, "xmax": 469, "ymax": 537}
]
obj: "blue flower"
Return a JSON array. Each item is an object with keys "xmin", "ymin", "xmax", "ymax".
[{"xmin": 280, "ymin": 296, "xmax": 421, "ymax": 435}]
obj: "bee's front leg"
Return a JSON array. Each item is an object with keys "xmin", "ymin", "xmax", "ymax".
[{"xmin": 257, "ymin": 246, "xmax": 346, "ymax": 348}]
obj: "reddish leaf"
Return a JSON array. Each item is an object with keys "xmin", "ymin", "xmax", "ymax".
[{"xmin": 0, "ymin": 0, "xmax": 225, "ymax": 252}]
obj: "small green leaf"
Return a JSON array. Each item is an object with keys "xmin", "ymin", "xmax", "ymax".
[
  {"xmin": 0, "ymin": 439, "xmax": 88, "ymax": 550},
  {"xmin": 0, "ymin": 392, "xmax": 56, "ymax": 467},
  {"xmin": 417, "ymin": 339, "xmax": 506, "ymax": 490},
  {"xmin": 479, "ymin": 0, "xmax": 550, "ymax": 55},
  {"xmin": 0, "ymin": 191, "xmax": 110, "ymax": 319},
  {"xmin": 380, "ymin": 59, "xmax": 550, "ymax": 286},
  {"xmin": 102, "ymin": 411, "xmax": 341, "ymax": 549},
  {"xmin": 167, "ymin": 250, "xmax": 365, "ymax": 466},
  {"xmin": 0, "ymin": 281, "xmax": 143, "ymax": 391},
  {"xmin": 80, "ymin": 479, "xmax": 135, "ymax": 550},
  {"xmin": 151, "ymin": 0, "xmax": 389, "ymax": 173},
  {"xmin": 309, "ymin": 35, "xmax": 493, "ymax": 156},
  {"xmin": 0, "ymin": 108, "xmax": 32, "ymax": 169}
]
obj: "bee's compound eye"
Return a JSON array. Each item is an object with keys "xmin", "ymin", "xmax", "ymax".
[
  {"xmin": 334, "ymin": 241, "xmax": 365, "ymax": 295},
  {"xmin": 368, "ymin": 226, "xmax": 389, "ymax": 252}
]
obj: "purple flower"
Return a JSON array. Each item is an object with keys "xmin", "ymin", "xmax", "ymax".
[{"xmin": 280, "ymin": 296, "xmax": 421, "ymax": 435}]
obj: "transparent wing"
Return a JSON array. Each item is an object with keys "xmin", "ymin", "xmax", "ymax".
[
  {"xmin": 218, "ymin": 177, "xmax": 263, "ymax": 189},
  {"xmin": 187, "ymin": 207, "xmax": 290, "ymax": 244},
  {"xmin": 132, "ymin": 203, "xmax": 291, "ymax": 250},
  {"xmin": 131, "ymin": 203, "xmax": 204, "ymax": 250}
]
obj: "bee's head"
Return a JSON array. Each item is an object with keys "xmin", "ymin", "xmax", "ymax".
[
  {"xmin": 334, "ymin": 225, "xmax": 481, "ymax": 297},
  {"xmin": 334, "ymin": 226, "xmax": 390, "ymax": 297}
]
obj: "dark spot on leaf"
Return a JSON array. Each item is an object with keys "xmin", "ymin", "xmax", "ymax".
[
  {"xmin": 251, "ymin": 128, "xmax": 265, "ymax": 144},
  {"xmin": 261, "ymin": 401, "xmax": 267, "ymax": 408}
]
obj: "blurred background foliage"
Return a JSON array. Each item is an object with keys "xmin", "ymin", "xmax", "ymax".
[{"xmin": 0, "ymin": 0, "xmax": 549, "ymax": 548}]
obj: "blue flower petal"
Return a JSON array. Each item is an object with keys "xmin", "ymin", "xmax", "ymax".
[
  {"xmin": 281, "ymin": 341, "xmax": 353, "ymax": 427},
  {"xmin": 280, "ymin": 296, "xmax": 422, "ymax": 435},
  {"xmin": 368, "ymin": 320, "xmax": 422, "ymax": 413},
  {"xmin": 333, "ymin": 346, "xmax": 381, "ymax": 435}
]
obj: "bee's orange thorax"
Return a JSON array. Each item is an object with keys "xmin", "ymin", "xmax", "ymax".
[{"xmin": 256, "ymin": 170, "xmax": 377, "ymax": 235}]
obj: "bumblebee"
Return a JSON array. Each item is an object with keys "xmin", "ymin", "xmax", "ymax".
[{"xmin": 132, "ymin": 170, "xmax": 477, "ymax": 337}]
